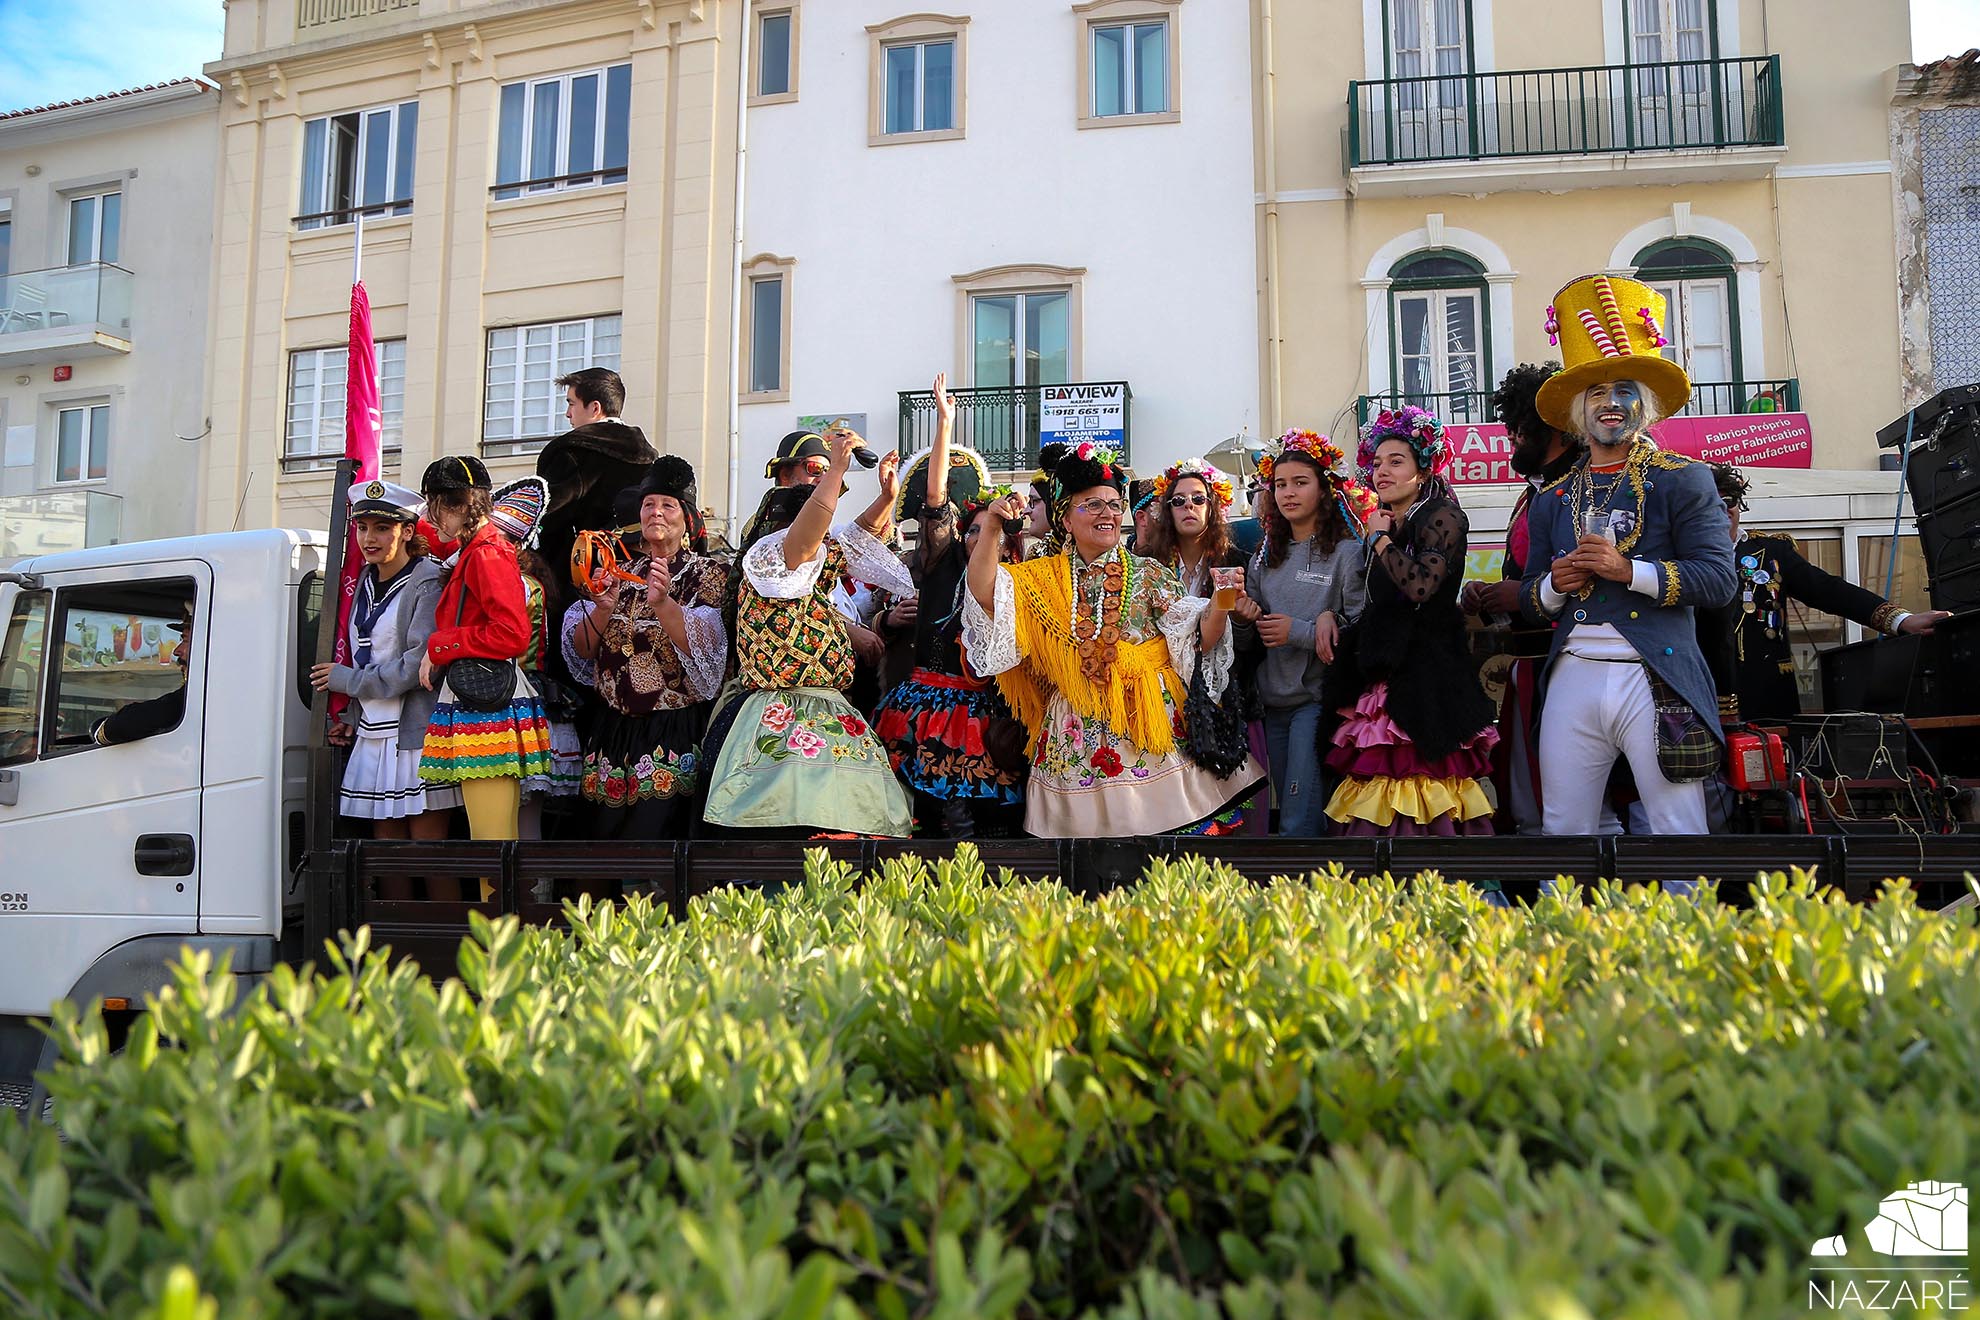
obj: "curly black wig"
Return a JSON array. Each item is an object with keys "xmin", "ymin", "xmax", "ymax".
[{"xmin": 1491, "ymin": 362, "xmax": 1564, "ymax": 443}]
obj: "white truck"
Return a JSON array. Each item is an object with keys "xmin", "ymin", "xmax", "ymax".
[{"xmin": 0, "ymin": 529, "xmax": 327, "ymax": 1104}]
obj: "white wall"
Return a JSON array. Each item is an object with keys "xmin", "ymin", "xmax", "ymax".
[
  {"xmin": 741, "ymin": 1, "xmax": 1259, "ymax": 515},
  {"xmin": 0, "ymin": 86, "xmax": 219, "ymax": 546}
]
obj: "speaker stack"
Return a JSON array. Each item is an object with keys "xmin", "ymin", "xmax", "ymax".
[{"xmin": 1882, "ymin": 383, "xmax": 1980, "ymax": 613}]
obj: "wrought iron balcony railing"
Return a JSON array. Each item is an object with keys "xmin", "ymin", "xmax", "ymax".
[
  {"xmin": 1348, "ymin": 55, "xmax": 1783, "ymax": 167},
  {"xmin": 897, "ymin": 383, "xmax": 1133, "ymax": 474},
  {"xmin": 1356, "ymin": 379, "xmax": 1801, "ymax": 428}
]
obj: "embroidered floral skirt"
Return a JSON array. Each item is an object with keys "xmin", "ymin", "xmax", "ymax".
[
  {"xmin": 873, "ymin": 667, "xmax": 1024, "ymax": 805},
  {"xmin": 700, "ymin": 686, "xmax": 913, "ymax": 837},
  {"xmin": 418, "ymin": 671, "xmax": 554, "ymax": 784},
  {"xmin": 1323, "ymin": 680, "xmax": 1498, "ymax": 837},
  {"xmin": 1023, "ymin": 692, "xmax": 1265, "ymax": 839},
  {"xmin": 580, "ymin": 702, "xmax": 710, "ymax": 810}
]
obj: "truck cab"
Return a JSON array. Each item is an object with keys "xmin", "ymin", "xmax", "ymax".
[{"xmin": 0, "ymin": 530, "xmax": 326, "ymax": 1093}]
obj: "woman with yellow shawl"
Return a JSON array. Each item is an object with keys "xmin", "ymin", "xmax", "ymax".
[{"xmin": 963, "ymin": 443, "xmax": 1266, "ymax": 837}]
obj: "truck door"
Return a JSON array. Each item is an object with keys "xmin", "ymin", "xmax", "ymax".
[{"xmin": 0, "ymin": 565, "xmax": 210, "ymax": 1018}]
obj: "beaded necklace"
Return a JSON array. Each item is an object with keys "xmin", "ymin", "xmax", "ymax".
[{"xmin": 1070, "ymin": 544, "xmax": 1132, "ymax": 682}]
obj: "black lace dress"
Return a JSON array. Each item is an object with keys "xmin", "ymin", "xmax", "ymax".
[{"xmin": 1320, "ymin": 498, "xmax": 1499, "ymax": 836}]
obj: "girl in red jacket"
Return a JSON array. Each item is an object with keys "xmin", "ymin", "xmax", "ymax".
[{"xmin": 415, "ymin": 456, "xmax": 552, "ymax": 846}]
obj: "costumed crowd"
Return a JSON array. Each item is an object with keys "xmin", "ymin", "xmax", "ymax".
[{"xmin": 299, "ymin": 276, "xmax": 1947, "ymax": 891}]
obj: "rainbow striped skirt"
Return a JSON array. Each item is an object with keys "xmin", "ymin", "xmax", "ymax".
[{"xmin": 418, "ymin": 669, "xmax": 554, "ymax": 784}]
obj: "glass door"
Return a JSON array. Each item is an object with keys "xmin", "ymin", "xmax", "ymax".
[
  {"xmin": 970, "ymin": 291, "xmax": 1070, "ymax": 466},
  {"xmin": 1389, "ymin": 0, "xmax": 1471, "ymax": 160},
  {"xmin": 1393, "ymin": 287, "xmax": 1484, "ymax": 414},
  {"xmin": 1629, "ymin": 0, "xmax": 1714, "ymax": 146}
]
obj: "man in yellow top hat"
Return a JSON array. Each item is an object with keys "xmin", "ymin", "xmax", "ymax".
[{"xmin": 1518, "ymin": 274, "xmax": 1737, "ymax": 840}]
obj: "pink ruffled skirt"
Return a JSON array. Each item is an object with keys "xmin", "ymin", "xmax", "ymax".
[{"xmin": 1325, "ymin": 681, "xmax": 1499, "ymax": 836}]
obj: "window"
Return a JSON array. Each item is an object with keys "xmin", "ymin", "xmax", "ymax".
[
  {"xmin": 66, "ymin": 192, "xmax": 121, "ymax": 265},
  {"xmin": 1383, "ymin": 0, "xmax": 1473, "ymax": 158},
  {"xmin": 48, "ymin": 578, "xmax": 196, "ymax": 749},
  {"xmin": 753, "ymin": 6, "xmax": 799, "ymax": 103},
  {"xmin": 286, "ymin": 341, "xmax": 407, "ymax": 467},
  {"xmin": 295, "ymin": 572, "xmax": 323, "ymax": 708},
  {"xmin": 0, "ymin": 215, "xmax": 11, "ymax": 275},
  {"xmin": 1386, "ymin": 251, "xmax": 1489, "ymax": 421},
  {"xmin": 1626, "ymin": 0, "xmax": 1717, "ymax": 143},
  {"xmin": 482, "ymin": 314, "xmax": 623, "ymax": 451},
  {"xmin": 0, "ymin": 590, "xmax": 48, "ymax": 767},
  {"xmin": 867, "ymin": 15, "xmax": 968, "ymax": 144},
  {"xmin": 1076, "ymin": 1, "xmax": 1181, "ymax": 127},
  {"xmin": 1635, "ymin": 238, "xmax": 1739, "ymax": 410},
  {"xmin": 743, "ymin": 254, "xmax": 794, "ymax": 400},
  {"xmin": 951, "ymin": 263, "xmax": 1085, "ymax": 470},
  {"xmin": 494, "ymin": 64, "xmax": 631, "ymax": 199},
  {"xmin": 298, "ymin": 101, "xmax": 418, "ymax": 230},
  {"xmin": 54, "ymin": 404, "xmax": 110, "ymax": 484}
]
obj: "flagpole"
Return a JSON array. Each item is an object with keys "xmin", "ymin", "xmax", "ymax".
[{"xmin": 352, "ymin": 209, "xmax": 363, "ymax": 285}]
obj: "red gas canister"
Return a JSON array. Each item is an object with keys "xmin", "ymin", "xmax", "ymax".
[{"xmin": 1726, "ymin": 727, "xmax": 1787, "ymax": 792}]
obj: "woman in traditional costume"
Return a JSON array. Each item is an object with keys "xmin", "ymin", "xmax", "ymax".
[
  {"xmin": 1322, "ymin": 409, "xmax": 1500, "ymax": 860},
  {"xmin": 415, "ymin": 458, "xmax": 554, "ymax": 854},
  {"xmin": 872, "ymin": 374, "xmax": 1026, "ymax": 836},
  {"xmin": 699, "ymin": 430, "xmax": 915, "ymax": 836},
  {"xmin": 962, "ymin": 444, "xmax": 1265, "ymax": 837},
  {"xmin": 568, "ymin": 455, "xmax": 730, "ymax": 838}
]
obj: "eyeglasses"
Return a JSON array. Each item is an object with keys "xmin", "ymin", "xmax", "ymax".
[
  {"xmin": 1722, "ymin": 497, "xmax": 1747, "ymax": 513},
  {"xmin": 1071, "ymin": 498, "xmax": 1126, "ymax": 518},
  {"xmin": 1168, "ymin": 494, "xmax": 1209, "ymax": 509},
  {"xmin": 801, "ymin": 457, "xmax": 829, "ymax": 475}
]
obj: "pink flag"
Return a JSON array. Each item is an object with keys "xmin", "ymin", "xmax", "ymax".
[{"xmin": 328, "ymin": 280, "xmax": 382, "ymax": 724}]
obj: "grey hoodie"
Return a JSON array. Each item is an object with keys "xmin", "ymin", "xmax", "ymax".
[{"xmin": 1236, "ymin": 535, "xmax": 1368, "ymax": 710}]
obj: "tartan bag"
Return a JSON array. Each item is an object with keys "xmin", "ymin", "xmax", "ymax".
[{"xmin": 1646, "ymin": 669, "xmax": 1721, "ymax": 783}]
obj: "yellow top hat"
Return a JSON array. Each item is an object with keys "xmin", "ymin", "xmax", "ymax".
[{"xmin": 1534, "ymin": 274, "xmax": 1691, "ymax": 434}]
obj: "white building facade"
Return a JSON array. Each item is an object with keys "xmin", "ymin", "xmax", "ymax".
[
  {"xmin": 0, "ymin": 81, "xmax": 219, "ymax": 557},
  {"xmin": 737, "ymin": 0, "xmax": 1259, "ymax": 519}
]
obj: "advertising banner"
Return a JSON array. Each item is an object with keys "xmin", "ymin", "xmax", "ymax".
[{"xmin": 1443, "ymin": 412, "xmax": 1815, "ymax": 486}]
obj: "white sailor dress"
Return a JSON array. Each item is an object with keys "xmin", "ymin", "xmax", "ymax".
[{"xmin": 341, "ymin": 571, "xmax": 462, "ymax": 820}]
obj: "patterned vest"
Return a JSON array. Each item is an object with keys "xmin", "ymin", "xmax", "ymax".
[{"xmin": 737, "ymin": 540, "xmax": 856, "ymax": 691}]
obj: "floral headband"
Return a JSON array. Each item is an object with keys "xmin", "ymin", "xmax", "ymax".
[
  {"xmin": 1049, "ymin": 442, "xmax": 1126, "ymax": 501},
  {"xmin": 1151, "ymin": 458, "xmax": 1235, "ymax": 510},
  {"xmin": 1255, "ymin": 429, "xmax": 1349, "ymax": 488},
  {"xmin": 1356, "ymin": 406, "xmax": 1451, "ymax": 478}
]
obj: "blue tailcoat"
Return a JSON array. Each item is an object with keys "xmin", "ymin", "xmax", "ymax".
[{"xmin": 1519, "ymin": 452, "xmax": 1737, "ymax": 736}]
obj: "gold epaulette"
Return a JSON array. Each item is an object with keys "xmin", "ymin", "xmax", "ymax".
[
  {"xmin": 1747, "ymin": 529, "xmax": 1801, "ymax": 554},
  {"xmin": 1537, "ymin": 468, "xmax": 1575, "ymax": 496},
  {"xmin": 1646, "ymin": 449, "xmax": 1696, "ymax": 471}
]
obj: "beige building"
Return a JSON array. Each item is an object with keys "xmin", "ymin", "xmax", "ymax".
[
  {"xmin": 1254, "ymin": 0, "xmax": 1909, "ymax": 471},
  {"xmin": 199, "ymin": 0, "xmax": 742, "ymax": 535},
  {"xmin": 0, "ymin": 80, "xmax": 220, "ymax": 556}
]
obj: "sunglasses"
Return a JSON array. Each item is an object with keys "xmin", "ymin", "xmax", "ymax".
[
  {"xmin": 1723, "ymin": 497, "xmax": 1747, "ymax": 513},
  {"xmin": 801, "ymin": 457, "xmax": 829, "ymax": 475},
  {"xmin": 1168, "ymin": 494, "xmax": 1209, "ymax": 509},
  {"xmin": 1071, "ymin": 498, "xmax": 1126, "ymax": 518}
]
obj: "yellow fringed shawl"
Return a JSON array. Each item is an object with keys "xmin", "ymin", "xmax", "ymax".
[{"xmin": 997, "ymin": 554, "xmax": 1184, "ymax": 758}]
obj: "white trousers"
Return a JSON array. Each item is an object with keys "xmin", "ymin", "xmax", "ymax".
[{"xmin": 1539, "ymin": 653, "xmax": 1707, "ymax": 835}]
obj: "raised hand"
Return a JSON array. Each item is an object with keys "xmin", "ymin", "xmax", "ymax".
[
  {"xmin": 933, "ymin": 371, "xmax": 955, "ymax": 426},
  {"xmin": 877, "ymin": 449, "xmax": 902, "ymax": 501}
]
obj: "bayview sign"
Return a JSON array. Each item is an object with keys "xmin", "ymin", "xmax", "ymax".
[
  {"xmin": 1443, "ymin": 411, "xmax": 1816, "ymax": 485},
  {"xmin": 1040, "ymin": 383, "xmax": 1127, "ymax": 449}
]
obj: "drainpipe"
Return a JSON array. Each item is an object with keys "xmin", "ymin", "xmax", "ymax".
[
  {"xmin": 1260, "ymin": 0, "xmax": 1283, "ymax": 438},
  {"xmin": 725, "ymin": 0, "xmax": 754, "ymax": 535}
]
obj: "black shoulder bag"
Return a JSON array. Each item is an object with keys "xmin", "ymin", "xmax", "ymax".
[{"xmin": 442, "ymin": 578, "xmax": 518, "ymax": 713}]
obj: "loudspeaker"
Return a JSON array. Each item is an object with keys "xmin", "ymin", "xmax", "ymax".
[
  {"xmin": 1930, "ymin": 565, "xmax": 1980, "ymax": 615},
  {"xmin": 1917, "ymin": 492, "xmax": 1980, "ymax": 589},
  {"xmin": 1879, "ymin": 382, "xmax": 1980, "ymax": 449},
  {"xmin": 1904, "ymin": 418, "xmax": 1980, "ymax": 516}
]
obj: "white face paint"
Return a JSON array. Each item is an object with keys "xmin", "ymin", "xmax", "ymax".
[{"xmin": 1582, "ymin": 380, "xmax": 1648, "ymax": 451}]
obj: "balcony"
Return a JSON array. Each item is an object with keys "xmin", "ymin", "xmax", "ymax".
[
  {"xmin": 1346, "ymin": 56, "xmax": 1785, "ymax": 196},
  {"xmin": 0, "ymin": 264, "xmax": 133, "ymax": 368},
  {"xmin": 296, "ymin": 0, "xmax": 418, "ymax": 33},
  {"xmin": 897, "ymin": 382, "xmax": 1133, "ymax": 475},
  {"xmin": 1357, "ymin": 379, "xmax": 1801, "ymax": 427}
]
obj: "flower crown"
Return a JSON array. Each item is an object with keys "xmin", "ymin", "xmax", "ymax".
[
  {"xmin": 1255, "ymin": 429, "xmax": 1349, "ymax": 488},
  {"xmin": 1151, "ymin": 458, "xmax": 1235, "ymax": 510},
  {"xmin": 1049, "ymin": 442, "xmax": 1125, "ymax": 501},
  {"xmin": 1356, "ymin": 406, "xmax": 1451, "ymax": 478}
]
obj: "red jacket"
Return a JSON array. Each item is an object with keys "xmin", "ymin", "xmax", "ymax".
[{"xmin": 427, "ymin": 523, "xmax": 531, "ymax": 663}]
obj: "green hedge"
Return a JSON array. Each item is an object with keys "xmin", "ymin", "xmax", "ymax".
[{"xmin": 2, "ymin": 851, "xmax": 1977, "ymax": 1318}]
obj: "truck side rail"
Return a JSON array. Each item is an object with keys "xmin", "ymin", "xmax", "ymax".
[{"xmin": 303, "ymin": 835, "xmax": 1980, "ymax": 967}]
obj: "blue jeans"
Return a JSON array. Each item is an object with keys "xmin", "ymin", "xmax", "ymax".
[{"xmin": 1264, "ymin": 705, "xmax": 1325, "ymax": 836}]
